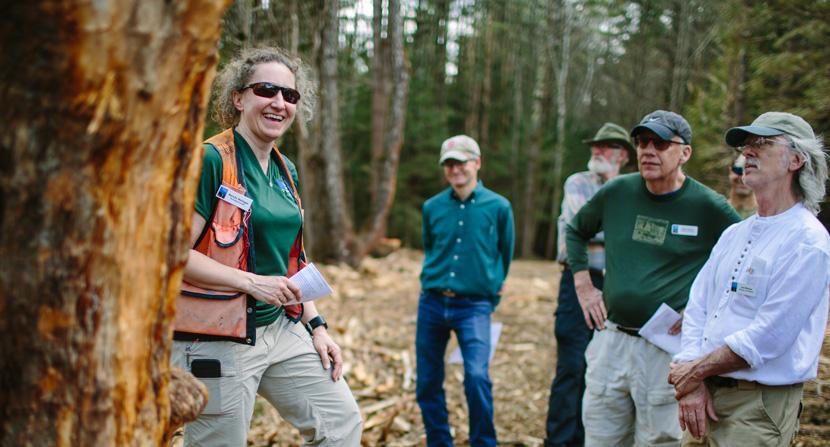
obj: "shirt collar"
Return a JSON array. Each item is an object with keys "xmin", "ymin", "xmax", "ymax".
[{"xmin": 449, "ymin": 181, "xmax": 484, "ymax": 201}]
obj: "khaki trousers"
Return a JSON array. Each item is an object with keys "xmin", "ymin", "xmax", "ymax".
[
  {"xmin": 681, "ymin": 381, "xmax": 803, "ymax": 447},
  {"xmin": 582, "ymin": 323, "xmax": 681, "ymax": 447},
  {"xmin": 171, "ymin": 316, "xmax": 362, "ymax": 446}
]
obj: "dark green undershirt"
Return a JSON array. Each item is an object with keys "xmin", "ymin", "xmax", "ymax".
[{"xmin": 195, "ymin": 130, "xmax": 302, "ymax": 326}]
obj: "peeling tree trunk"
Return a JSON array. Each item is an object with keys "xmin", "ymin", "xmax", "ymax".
[{"xmin": 0, "ymin": 1, "xmax": 229, "ymax": 445}]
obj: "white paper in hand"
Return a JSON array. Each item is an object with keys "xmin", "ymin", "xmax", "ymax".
[
  {"xmin": 289, "ymin": 263, "xmax": 333, "ymax": 303},
  {"xmin": 448, "ymin": 322, "xmax": 503, "ymax": 364},
  {"xmin": 638, "ymin": 303, "xmax": 682, "ymax": 355}
]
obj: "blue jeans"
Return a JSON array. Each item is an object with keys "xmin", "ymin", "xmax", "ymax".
[
  {"xmin": 545, "ymin": 268, "xmax": 604, "ymax": 447},
  {"xmin": 415, "ymin": 290, "xmax": 496, "ymax": 447}
]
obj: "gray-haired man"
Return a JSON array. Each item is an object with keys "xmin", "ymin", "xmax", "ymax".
[{"xmin": 670, "ymin": 112, "xmax": 830, "ymax": 445}]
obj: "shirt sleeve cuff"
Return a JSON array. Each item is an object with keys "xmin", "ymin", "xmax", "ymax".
[{"xmin": 724, "ymin": 332, "xmax": 761, "ymax": 369}]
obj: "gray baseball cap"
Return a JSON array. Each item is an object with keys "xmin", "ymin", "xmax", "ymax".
[
  {"xmin": 631, "ymin": 110, "xmax": 693, "ymax": 144},
  {"xmin": 439, "ymin": 135, "xmax": 481, "ymax": 165},
  {"xmin": 725, "ymin": 112, "xmax": 815, "ymax": 147}
]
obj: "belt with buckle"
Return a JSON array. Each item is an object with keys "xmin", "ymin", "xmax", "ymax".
[
  {"xmin": 615, "ymin": 325, "xmax": 641, "ymax": 337},
  {"xmin": 432, "ymin": 289, "xmax": 457, "ymax": 297}
]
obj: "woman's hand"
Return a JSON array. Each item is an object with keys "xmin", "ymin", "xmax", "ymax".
[
  {"xmin": 244, "ymin": 273, "xmax": 302, "ymax": 306},
  {"xmin": 311, "ymin": 328, "xmax": 343, "ymax": 381}
]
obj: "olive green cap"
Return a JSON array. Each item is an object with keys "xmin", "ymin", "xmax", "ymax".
[
  {"xmin": 583, "ymin": 122, "xmax": 635, "ymax": 162},
  {"xmin": 725, "ymin": 112, "xmax": 816, "ymax": 147}
]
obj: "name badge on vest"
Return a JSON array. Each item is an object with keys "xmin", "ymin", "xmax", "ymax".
[
  {"xmin": 671, "ymin": 224, "xmax": 698, "ymax": 236},
  {"xmin": 216, "ymin": 184, "xmax": 253, "ymax": 212}
]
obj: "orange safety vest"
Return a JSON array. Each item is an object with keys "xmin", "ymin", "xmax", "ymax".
[{"xmin": 174, "ymin": 129, "xmax": 305, "ymax": 345}]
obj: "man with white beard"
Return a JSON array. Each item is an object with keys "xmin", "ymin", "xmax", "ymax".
[{"xmin": 544, "ymin": 122, "xmax": 633, "ymax": 447}]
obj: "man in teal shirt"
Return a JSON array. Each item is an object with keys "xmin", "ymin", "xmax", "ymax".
[
  {"xmin": 417, "ymin": 135, "xmax": 515, "ymax": 447},
  {"xmin": 566, "ymin": 111, "xmax": 740, "ymax": 446}
]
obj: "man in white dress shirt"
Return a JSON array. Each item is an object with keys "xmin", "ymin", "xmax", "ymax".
[{"xmin": 668, "ymin": 112, "xmax": 830, "ymax": 446}]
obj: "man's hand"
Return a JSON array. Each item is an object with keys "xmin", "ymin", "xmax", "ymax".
[
  {"xmin": 311, "ymin": 327, "xmax": 344, "ymax": 381},
  {"xmin": 669, "ymin": 360, "xmax": 704, "ymax": 399},
  {"xmin": 573, "ymin": 270, "xmax": 606, "ymax": 330},
  {"xmin": 668, "ymin": 309, "xmax": 684, "ymax": 335},
  {"xmin": 678, "ymin": 384, "xmax": 718, "ymax": 439}
]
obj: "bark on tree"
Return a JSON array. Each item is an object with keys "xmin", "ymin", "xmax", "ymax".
[
  {"xmin": 519, "ymin": 1, "xmax": 554, "ymax": 258},
  {"xmin": 319, "ymin": 0, "xmax": 359, "ymax": 262},
  {"xmin": 303, "ymin": 0, "xmax": 408, "ymax": 266},
  {"xmin": 362, "ymin": 0, "xmax": 410, "ymax": 260},
  {"xmin": 545, "ymin": 1, "xmax": 573, "ymax": 259},
  {"xmin": 0, "ymin": 0, "xmax": 229, "ymax": 445}
]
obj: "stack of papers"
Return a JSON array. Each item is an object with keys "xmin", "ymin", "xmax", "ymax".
[
  {"xmin": 289, "ymin": 263, "xmax": 333, "ymax": 303},
  {"xmin": 638, "ymin": 303, "xmax": 682, "ymax": 355}
]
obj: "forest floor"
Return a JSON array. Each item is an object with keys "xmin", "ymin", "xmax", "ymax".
[{"xmin": 234, "ymin": 249, "xmax": 830, "ymax": 446}]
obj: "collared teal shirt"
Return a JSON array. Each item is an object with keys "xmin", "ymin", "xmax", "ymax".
[{"xmin": 420, "ymin": 181, "xmax": 515, "ymax": 307}]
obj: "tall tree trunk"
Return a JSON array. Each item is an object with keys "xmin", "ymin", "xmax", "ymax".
[
  {"xmin": 360, "ymin": 0, "xmax": 410, "ymax": 262},
  {"xmin": 370, "ymin": 0, "xmax": 390, "ymax": 206},
  {"xmin": 545, "ymin": 1, "xmax": 572, "ymax": 259},
  {"xmin": 0, "ymin": 0, "xmax": 229, "ymax": 445},
  {"xmin": 479, "ymin": 7, "xmax": 494, "ymax": 152},
  {"xmin": 520, "ymin": 0, "xmax": 553, "ymax": 258},
  {"xmin": 319, "ymin": 0, "xmax": 358, "ymax": 262},
  {"xmin": 669, "ymin": 0, "xmax": 692, "ymax": 110}
]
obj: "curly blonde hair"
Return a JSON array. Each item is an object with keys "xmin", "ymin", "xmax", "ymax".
[{"xmin": 211, "ymin": 46, "xmax": 317, "ymax": 128}]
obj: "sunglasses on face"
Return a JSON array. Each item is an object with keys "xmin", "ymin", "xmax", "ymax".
[
  {"xmin": 731, "ymin": 165, "xmax": 744, "ymax": 176},
  {"xmin": 736, "ymin": 136, "xmax": 792, "ymax": 153},
  {"xmin": 241, "ymin": 82, "xmax": 301, "ymax": 104},
  {"xmin": 633, "ymin": 135, "xmax": 685, "ymax": 151}
]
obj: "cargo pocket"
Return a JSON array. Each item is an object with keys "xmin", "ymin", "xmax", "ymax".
[
  {"xmin": 186, "ymin": 341, "xmax": 241, "ymax": 416},
  {"xmin": 645, "ymin": 388, "xmax": 681, "ymax": 444}
]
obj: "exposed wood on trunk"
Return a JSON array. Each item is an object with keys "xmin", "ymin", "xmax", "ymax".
[{"xmin": 0, "ymin": 0, "xmax": 229, "ymax": 445}]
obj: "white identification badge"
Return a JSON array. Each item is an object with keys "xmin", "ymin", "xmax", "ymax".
[
  {"xmin": 216, "ymin": 184, "xmax": 253, "ymax": 212},
  {"xmin": 736, "ymin": 283, "xmax": 756, "ymax": 297},
  {"xmin": 671, "ymin": 224, "xmax": 699, "ymax": 236}
]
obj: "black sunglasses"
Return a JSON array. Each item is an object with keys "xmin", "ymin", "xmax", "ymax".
[
  {"xmin": 731, "ymin": 165, "xmax": 744, "ymax": 176},
  {"xmin": 633, "ymin": 135, "xmax": 685, "ymax": 151},
  {"xmin": 241, "ymin": 82, "xmax": 301, "ymax": 104}
]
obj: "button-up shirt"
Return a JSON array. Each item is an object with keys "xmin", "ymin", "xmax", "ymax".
[
  {"xmin": 675, "ymin": 203, "xmax": 830, "ymax": 385},
  {"xmin": 556, "ymin": 171, "xmax": 605, "ymax": 268},
  {"xmin": 420, "ymin": 181, "xmax": 515, "ymax": 305}
]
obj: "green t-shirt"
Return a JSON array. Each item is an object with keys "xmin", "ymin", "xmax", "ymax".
[
  {"xmin": 566, "ymin": 173, "xmax": 741, "ymax": 327},
  {"xmin": 195, "ymin": 130, "xmax": 303, "ymax": 326}
]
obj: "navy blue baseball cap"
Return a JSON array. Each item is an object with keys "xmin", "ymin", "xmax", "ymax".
[{"xmin": 631, "ymin": 110, "xmax": 692, "ymax": 144}]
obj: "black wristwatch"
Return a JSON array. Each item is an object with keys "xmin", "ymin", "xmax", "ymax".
[{"xmin": 307, "ymin": 315, "xmax": 328, "ymax": 334}]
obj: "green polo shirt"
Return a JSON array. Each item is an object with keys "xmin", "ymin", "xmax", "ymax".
[
  {"xmin": 566, "ymin": 173, "xmax": 740, "ymax": 327},
  {"xmin": 420, "ymin": 182, "xmax": 515, "ymax": 307},
  {"xmin": 195, "ymin": 130, "xmax": 303, "ymax": 326}
]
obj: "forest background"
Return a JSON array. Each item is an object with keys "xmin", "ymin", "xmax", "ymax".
[{"xmin": 214, "ymin": 0, "xmax": 830, "ymax": 264}]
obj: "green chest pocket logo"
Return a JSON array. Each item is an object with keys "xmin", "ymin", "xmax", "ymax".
[{"xmin": 632, "ymin": 215, "xmax": 669, "ymax": 246}]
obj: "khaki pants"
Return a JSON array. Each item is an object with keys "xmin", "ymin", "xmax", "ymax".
[
  {"xmin": 171, "ymin": 316, "xmax": 362, "ymax": 446},
  {"xmin": 682, "ymin": 381, "xmax": 803, "ymax": 447},
  {"xmin": 582, "ymin": 323, "xmax": 681, "ymax": 447}
]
